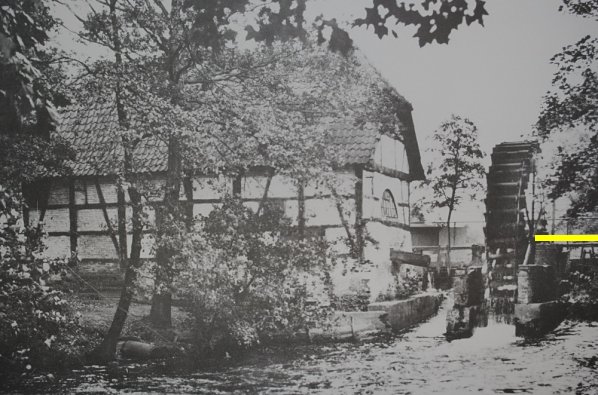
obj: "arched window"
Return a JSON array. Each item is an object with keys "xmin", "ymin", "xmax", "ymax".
[{"xmin": 381, "ymin": 189, "xmax": 398, "ymax": 219}]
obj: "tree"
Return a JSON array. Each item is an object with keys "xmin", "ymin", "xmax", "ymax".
[
  {"xmin": 0, "ymin": 0, "xmax": 73, "ymax": 136},
  {"xmin": 535, "ymin": 0, "xmax": 598, "ymax": 219},
  {"xmin": 0, "ymin": 0, "xmax": 81, "ymax": 374},
  {"xmin": 419, "ymin": 115, "xmax": 485, "ymax": 264}
]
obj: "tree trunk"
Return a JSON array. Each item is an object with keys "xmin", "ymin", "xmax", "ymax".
[
  {"xmin": 149, "ymin": 136, "xmax": 182, "ymax": 328},
  {"xmin": 148, "ymin": 0, "xmax": 186, "ymax": 328},
  {"xmin": 88, "ymin": 187, "xmax": 143, "ymax": 363},
  {"xmin": 446, "ymin": 180, "xmax": 458, "ymax": 268}
]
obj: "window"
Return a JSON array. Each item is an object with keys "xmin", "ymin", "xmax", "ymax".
[{"xmin": 381, "ymin": 189, "xmax": 398, "ymax": 219}]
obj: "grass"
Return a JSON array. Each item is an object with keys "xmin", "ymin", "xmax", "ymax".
[{"xmin": 66, "ymin": 295, "xmax": 191, "ymax": 343}]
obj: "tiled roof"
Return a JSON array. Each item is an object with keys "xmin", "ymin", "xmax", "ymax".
[
  {"xmin": 328, "ymin": 121, "xmax": 383, "ymax": 165},
  {"xmin": 55, "ymin": 100, "xmax": 424, "ymax": 179},
  {"xmin": 55, "ymin": 102, "xmax": 168, "ymax": 176}
]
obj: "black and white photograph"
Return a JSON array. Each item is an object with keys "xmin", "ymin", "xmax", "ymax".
[{"xmin": 0, "ymin": 0, "xmax": 597, "ymax": 393}]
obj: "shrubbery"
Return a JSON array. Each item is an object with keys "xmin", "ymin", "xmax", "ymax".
[
  {"xmin": 0, "ymin": 188, "xmax": 85, "ymax": 375},
  {"xmin": 563, "ymin": 271, "xmax": 598, "ymax": 321},
  {"xmin": 170, "ymin": 197, "xmax": 333, "ymax": 353}
]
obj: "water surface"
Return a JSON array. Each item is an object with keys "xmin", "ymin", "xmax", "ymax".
[{"xmin": 17, "ymin": 300, "xmax": 598, "ymax": 394}]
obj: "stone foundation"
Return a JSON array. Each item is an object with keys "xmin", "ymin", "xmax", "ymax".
[{"xmin": 514, "ymin": 301, "xmax": 567, "ymax": 337}]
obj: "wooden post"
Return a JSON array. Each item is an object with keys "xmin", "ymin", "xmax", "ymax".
[
  {"xmin": 297, "ymin": 179, "xmax": 305, "ymax": 238},
  {"xmin": 183, "ymin": 176, "xmax": 194, "ymax": 228},
  {"xmin": 38, "ymin": 179, "xmax": 51, "ymax": 225},
  {"xmin": 233, "ymin": 172, "xmax": 242, "ymax": 197},
  {"xmin": 68, "ymin": 179, "xmax": 78, "ymax": 256},
  {"xmin": 117, "ymin": 183, "xmax": 127, "ymax": 266},
  {"xmin": 355, "ymin": 167, "xmax": 364, "ymax": 262}
]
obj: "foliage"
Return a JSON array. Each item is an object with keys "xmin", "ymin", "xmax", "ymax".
[
  {"xmin": 355, "ymin": 0, "xmax": 488, "ymax": 46},
  {"xmin": 414, "ymin": 114, "xmax": 485, "ymax": 261},
  {"xmin": 0, "ymin": 0, "xmax": 65, "ymax": 135},
  {"xmin": 0, "ymin": 134, "xmax": 73, "ymax": 190},
  {"xmin": 376, "ymin": 270, "xmax": 423, "ymax": 302},
  {"xmin": 0, "ymin": 187, "xmax": 85, "ymax": 374},
  {"xmin": 333, "ymin": 282, "xmax": 371, "ymax": 312},
  {"xmin": 535, "ymin": 2, "xmax": 598, "ymax": 217},
  {"xmin": 416, "ymin": 117, "xmax": 484, "ymax": 223},
  {"xmin": 563, "ymin": 271, "xmax": 598, "ymax": 320},
  {"xmin": 172, "ymin": 197, "xmax": 332, "ymax": 351},
  {"xmin": 422, "ymin": 115, "xmax": 486, "ymax": 212}
]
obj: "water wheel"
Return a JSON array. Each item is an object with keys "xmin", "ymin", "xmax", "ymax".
[{"xmin": 484, "ymin": 141, "xmax": 539, "ymax": 316}]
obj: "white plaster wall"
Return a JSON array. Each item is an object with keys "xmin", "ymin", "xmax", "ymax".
[
  {"xmin": 78, "ymin": 235, "xmax": 119, "ymax": 259},
  {"xmin": 192, "ymin": 176, "xmax": 228, "ymax": 199},
  {"xmin": 305, "ymin": 198, "xmax": 351, "ymax": 227},
  {"xmin": 74, "ymin": 179, "xmax": 118, "ymax": 205},
  {"xmin": 43, "ymin": 236, "xmax": 70, "ymax": 258},
  {"xmin": 124, "ymin": 233, "xmax": 156, "ymax": 259},
  {"xmin": 42, "ymin": 208, "xmax": 70, "ymax": 232},
  {"xmin": 242, "ymin": 174, "xmax": 297, "ymax": 199},
  {"xmin": 78, "ymin": 208, "xmax": 118, "ymax": 232},
  {"xmin": 193, "ymin": 202, "xmax": 221, "ymax": 218},
  {"xmin": 364, "ymin": 221, "xmax": 412, "ymax": 300},
  {"xmin": 372, "ymin": 135, "xmax": 409, "ymax": 173}
]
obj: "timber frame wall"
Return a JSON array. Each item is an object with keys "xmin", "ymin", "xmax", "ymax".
[{"xmin": 25, "ymin": 165, "xmax": 412, "ymax": 268}]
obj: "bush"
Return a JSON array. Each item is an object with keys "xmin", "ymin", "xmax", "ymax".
[
  {"xmin": 0, "ymin": 188, "xmax": 85, "ymax": 375},
  {"xmin": 563, "ymin": 271, "xmax": 598, "ymax": 320},
  {"xmin": 375, "ymin": 270, "xmax": 423, "ymax": 302},
  {"xmin": 173, "ymin": 197, "xmax": 333, "ymax": 353},
  {"xmin": 333, "ymin": 281, "xmax": 371, "ymax": 311}
]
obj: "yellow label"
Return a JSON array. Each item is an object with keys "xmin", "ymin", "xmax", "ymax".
[{"xmin": 534, "ymin": 234, "xmax": 598, "ymax": 242}]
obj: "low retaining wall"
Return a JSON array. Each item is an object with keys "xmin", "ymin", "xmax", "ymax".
[
  {"xmin": 310, "ymin": 293, "xmax": 442, "ymax": 340},
  {"xmin": 368, "ymin": 293, "xmax": 443, "ymax": 332}
]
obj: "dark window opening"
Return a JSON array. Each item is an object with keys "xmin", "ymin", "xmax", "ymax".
[{"xmin": 381, "ymin": 189, "xmax": 398, "ymax": 219}]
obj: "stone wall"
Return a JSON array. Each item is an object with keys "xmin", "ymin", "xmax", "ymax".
[{"xmin": 517, "ymin": 265, "xmax": 558, "ymax": 304}]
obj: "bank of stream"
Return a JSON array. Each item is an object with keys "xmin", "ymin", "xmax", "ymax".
[{"xmin": 7, "ymin": 298, "xmax": 598, "ymax": 394}]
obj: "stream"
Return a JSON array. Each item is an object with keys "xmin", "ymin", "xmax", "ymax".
[{"xmin": 9, "ymin": 299, "xmax": 598, "ymax": 394}]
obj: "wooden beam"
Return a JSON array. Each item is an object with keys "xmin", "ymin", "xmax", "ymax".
[
  {"xmin": 183, "ymin": 177, "xmax": 194, "ymax": 227},
  {"xmin": 364, "ymin": 163, "xmax": 411, "ymax": 181},
  {"xmin": 365, "ymin": 217, "xmax": 410, "ymax": 231},
  {"xmin": 233, "ymin": 173, "xmax": 242, "ymax": 197},
  {"xmin": 68, "ymin": 179, "xmax": 78, "ymax": 255},
  {"xmin": 297, "ymin": 179, "xmax": 305, "ymax": 238},
  {"xmin": 95, "ymin": 178, "xmax": 120, "ymax": 260},
  {"xmin": 391, "ymin": 249, "xmax": 431, "ymax": 267},
  {"xmin": 38, "ymin": 179, "xmax": 51, "ymax": 225}
]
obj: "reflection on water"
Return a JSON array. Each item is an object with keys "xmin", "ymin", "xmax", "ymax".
[{"xmin": 18, "ymin": 299, "xmax": 598, "ymax": 394}]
